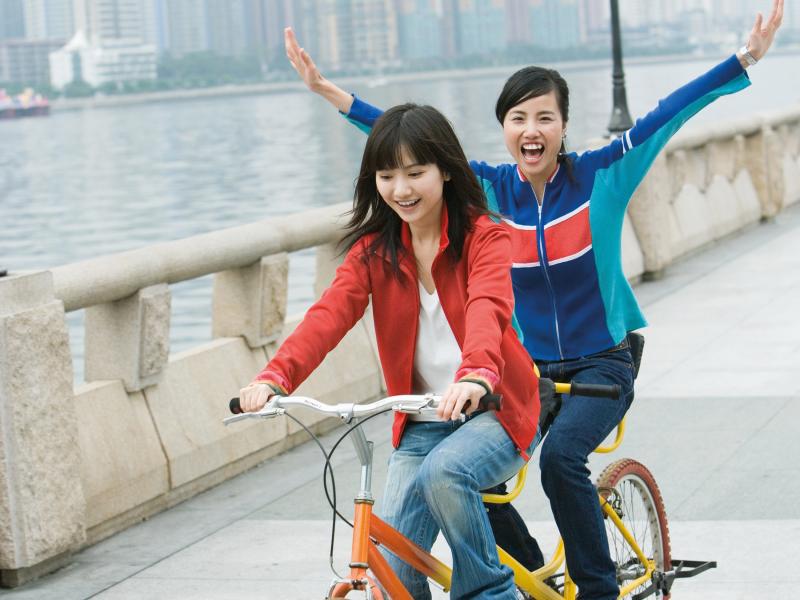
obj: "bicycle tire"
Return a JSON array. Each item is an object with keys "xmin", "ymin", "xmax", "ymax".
[{"xmin": 596, "ymin": 458, "xmax": 672, "ymax": 600}]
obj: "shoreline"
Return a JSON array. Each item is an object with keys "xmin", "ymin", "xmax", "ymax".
[{"xmin": 49, "ymin": 47, "xmax": 800, "ymax": 113}]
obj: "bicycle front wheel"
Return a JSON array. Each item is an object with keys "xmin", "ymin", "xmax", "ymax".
[{"xmin": 596, "ymin": 458, "xmax": 671, "ymax": 599}]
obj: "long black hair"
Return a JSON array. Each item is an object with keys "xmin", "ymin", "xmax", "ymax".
[
  {"xmin": 342, "ymin": 103, "xmax": 488, "ymax": 274},
  {"xmin": 495, "ymin": 66, "xmax": 575, "ymax": 179}
]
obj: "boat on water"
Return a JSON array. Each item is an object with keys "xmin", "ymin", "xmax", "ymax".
[{"xmin": 0, "ymin": 88, "xmax": 50, "ymax": 119}]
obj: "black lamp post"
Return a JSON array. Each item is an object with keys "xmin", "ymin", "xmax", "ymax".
[{"xmin": 607, "ymin": 0, "xmax": 633, "ymax": 137}]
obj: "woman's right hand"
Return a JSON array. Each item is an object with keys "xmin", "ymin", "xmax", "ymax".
[
  {"xmin": 238, "ymin": 382, "xmax": 275, "ymax": 413},
  {"xmin": 284, "ymin": 27, "xmax": 354, "ymax": 114},
  {"xmin": 284, "ymin": 27, "xmax": 325, "ymax": 93}
]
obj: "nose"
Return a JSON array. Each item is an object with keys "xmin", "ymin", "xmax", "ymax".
[
  {"xmin": 523, "ymin": 119, "xmax": 539, "ymax": 138},
  {"xmin": 394, "ymin": 175, "xmax": 412, "ymax": 198}
]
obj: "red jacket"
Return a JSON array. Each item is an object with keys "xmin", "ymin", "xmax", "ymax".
[{"xmin": 254, "ymin": 208, "xmax": 540, "ymax": 456}]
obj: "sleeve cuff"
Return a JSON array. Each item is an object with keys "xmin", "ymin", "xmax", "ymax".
[{"xmin": 455, "ymin": 367, "xmax": 499, "ymax": 391}]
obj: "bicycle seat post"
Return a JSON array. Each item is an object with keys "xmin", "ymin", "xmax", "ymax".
[{"xmin": 349, "ymin": 421, "xmax": 375, "ymax": 501}]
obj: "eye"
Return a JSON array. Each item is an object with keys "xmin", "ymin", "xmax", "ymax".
[
  {"xmin": 408, "ymin": 170, "xmax": 424, "ymax": 178},
  {"xmin": 377, "ymin": 173, "xmax": 393, "ymax": 181}
]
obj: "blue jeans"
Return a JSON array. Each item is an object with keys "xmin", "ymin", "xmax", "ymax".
[
  {"xmin": 537, "ymin": 345, "xmax": 635, "ymax": 600},
  {"xmin": 380, "ymin": 411, "xmax": 539, "ymax": 600}
]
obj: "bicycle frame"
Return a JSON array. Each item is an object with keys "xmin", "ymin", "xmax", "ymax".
[{"xmin": 226, "ymin": 391, "xmax": 662, "ymax": 600}]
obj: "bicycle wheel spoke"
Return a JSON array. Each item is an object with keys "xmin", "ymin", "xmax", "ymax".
[{"xmin": 597, "ymin": 459, "xmax": 671, "ymax": 599}]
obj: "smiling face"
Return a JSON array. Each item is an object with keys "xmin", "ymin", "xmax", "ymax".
[
  {"xmin": 375, "ymin": 146, "xmax": 448, "ymax": 233},
  {"xmin": 502, "ymin": 90, "xmax": 566, "ymax": 188}
]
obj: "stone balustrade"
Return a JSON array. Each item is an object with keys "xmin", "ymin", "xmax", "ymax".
[{"xmin": 1, "ymin": 105, "xmax": 799, "ymax": 587}]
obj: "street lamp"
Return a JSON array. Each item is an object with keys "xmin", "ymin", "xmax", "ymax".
[{"xmin": 607, "ymin": 0, "xmax": 633, "ymax": 137}]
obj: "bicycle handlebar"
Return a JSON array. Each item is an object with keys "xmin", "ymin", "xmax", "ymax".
[
  {"xmin": 225, "ymin": 392, "xmax": 502, "ymax": 424},
  {"xmin": 552, "ymin": 381, "xmax": 621, "ymax": 399}
]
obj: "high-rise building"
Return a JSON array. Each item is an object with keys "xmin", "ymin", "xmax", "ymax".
[
  {"xmin": 457, "ymin": 0, "xmax": 506, "ymax": 56},
  {"xmin": 315, "ymin": 0, "xmax": 396, "ymax": 71},
  {"xmin": 396, "ymin": 0, "xmax": 441, "ymax": 61},
  {"xmin": 1, "ymin": 38, "xmax": 63, "ymax": 82},
  {"xmin": 72, "ymin": 0, "xmax": 150, "ymax": 44},
  {"xmin": 50, "ymin": 0, "xmax": 156, "ymax": 88},
  {"xmin": 161, "ymin": 0, "xmax": 208, "ymax": 56},
  {"xmin": 529, "ymin": 0, "xmax": 580, "ymax": 49},
  {"xmin": 1, "ymin": 0, "xmax": 27, "ymax": 40},
  {"xmin": 506, "ymin": 0, "xmax": 530, "ymax": 45},
  {"xmin": 205, "ymin": 0, "xmax": 249, "ymax": 57},
  {"xmin": 24, "ymin": 0, "xmax": 74, "ymax": 40},
  {"xmin": 246, "ymin": 0, "xmax": 316, "ymax": 64}
]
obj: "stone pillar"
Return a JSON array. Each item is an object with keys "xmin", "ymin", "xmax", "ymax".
[
  {"xmin": 212, "ymin": 253, "xmax": 288, "ymax": 348},
  {"xmin": 626, "ymin": 152, "xmax": 675, "ymax": 277},
  {"xmin": 84, "ymin": 284, "xmax": 171, "ymax": 391},
  {"xmin": 0, "ymin": 272, "xmax": 86, "ymax": 587},
  {"xmin": 314, "ymin": 242, "xmax": 343, "ymax": 299},
  {"xmin": 742, "ymin": 126, "xmax": 783, "ymax": 218}
]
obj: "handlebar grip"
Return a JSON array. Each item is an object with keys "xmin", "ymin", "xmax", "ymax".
[
  {"xmin": 229, "ymin": 397, "xmax": 242, "ymax": 414},
  {"xmin": 568, "ymin": 382, "xmax": 621, "ymax": 399},
  {"xmin": 478, "ymin": 393, "xmax": 502, "ymax": 411}
]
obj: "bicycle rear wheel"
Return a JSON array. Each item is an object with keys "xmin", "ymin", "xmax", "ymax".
[{"xmin": 596, "ymin": 458, "xmax": 671, "ymax": 599}]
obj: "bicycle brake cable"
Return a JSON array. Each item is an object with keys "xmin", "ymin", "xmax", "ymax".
[{"xmin": 284, "ymin": 408, "xmax": 392, "ymax": 579}]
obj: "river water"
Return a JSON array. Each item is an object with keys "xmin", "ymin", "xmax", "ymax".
[{"xmin": 1, "ymin": 52, "xmax": 798, "ymax": 380}]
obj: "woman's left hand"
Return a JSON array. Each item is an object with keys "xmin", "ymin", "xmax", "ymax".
[
  {"xmin": 438, "ymin": 381, "xmax": 487, "ymax": 421},
  {"xmin": 744, "ymin": 0, "xmax": 784, "ymax": 62}
]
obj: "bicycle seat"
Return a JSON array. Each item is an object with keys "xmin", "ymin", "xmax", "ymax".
[{"xmin": 626, "ymin": 331, "xmax": 645, "ymax": 380}]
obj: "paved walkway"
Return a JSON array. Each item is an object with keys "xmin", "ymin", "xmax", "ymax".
[{"xmin": 6, "ymin": 204, "xmax": 800, "ymax": 599}]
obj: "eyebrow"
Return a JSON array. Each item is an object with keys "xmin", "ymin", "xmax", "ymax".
[{"xmin": 510, "ymin": 108, "xmax": 556, "ymax": 116}]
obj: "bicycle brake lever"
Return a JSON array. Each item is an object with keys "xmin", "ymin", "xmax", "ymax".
[{"xmin": 223, "ymin": 407, "xmax": 283, "ymax": 425}]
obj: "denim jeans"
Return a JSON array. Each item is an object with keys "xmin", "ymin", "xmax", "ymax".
[
  {"xmin": 537, "ymin": 345, "xmax": 635, "ymax": 600},
  {"xmin": 379, "ymin": 410, "xmax": 539, "ymax": 600}
]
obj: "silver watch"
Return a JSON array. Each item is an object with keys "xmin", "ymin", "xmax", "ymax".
[{"xmin": 739, "ymin": 45, "xmax": 757, "ymax": 66}]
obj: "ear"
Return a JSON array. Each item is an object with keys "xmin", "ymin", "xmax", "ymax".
[{"xmin": 443, "ymin": 172, "xmax": 452, "ymax": 181}]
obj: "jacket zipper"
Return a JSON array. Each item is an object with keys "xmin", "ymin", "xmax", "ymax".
[{"xmin": 535, "ymin": 188, "xmax": 565, "ymax": 360}]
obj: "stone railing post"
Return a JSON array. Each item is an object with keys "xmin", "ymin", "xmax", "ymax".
[
  {"xmin": 0, "ymin": 272, "xmax": 86, "ymax": 587},
  {"xmin": 84, "ymin": 284, "xmax": 171, "ymax": 391},
  {"xmin": 626, "ymin": 152, "xmax": 675, "ymax": 277},
  {"xmin": 314, "ymin": 242, "xmax": 344, "ymax": 299},
  {"xmin": 212, "ymin": 253, "xmax": 288, "ymax": 347},
  {"xmin": 742, "ymin": 125, "xmax": 783, "ymax": 218}
]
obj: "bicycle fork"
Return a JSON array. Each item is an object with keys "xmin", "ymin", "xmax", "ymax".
[{"xmin": 327, "ymin": 421, "xmax": 407, "ymax": 600}]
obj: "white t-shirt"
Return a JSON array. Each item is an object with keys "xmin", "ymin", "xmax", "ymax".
[{"xmin": 411, "ymin": 281, "xmax": 462, "ymax": 421}]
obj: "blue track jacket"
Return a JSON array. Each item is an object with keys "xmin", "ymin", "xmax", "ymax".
[{"xmin": 344, "ymin": 55, "xmax": 750, "ymax": 361}]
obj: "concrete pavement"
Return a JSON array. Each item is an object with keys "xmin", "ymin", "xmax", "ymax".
[{"xmin": 5, "ymin": 203, "xmax": 800, "ymax": 599}]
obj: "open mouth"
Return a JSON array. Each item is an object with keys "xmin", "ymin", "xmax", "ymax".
[
  {"xmin": 396, "ymin": 199, "xmax": 421, "ymax": 208},
  {"xmin": 521, "ymin": 143, "xmax": 544, "ymax": 161}
]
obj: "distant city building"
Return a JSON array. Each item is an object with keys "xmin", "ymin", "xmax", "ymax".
[
  {"xmin": 161, "ymin": 0, "xmax": 209, "ymax": 56},
  {"xmin": 315, "ymin": 0, "xmax": 397, "ymax": 71},
  {"xmin": 1, "ymin": 0, "xmax": 27, "ymax": 41},
  {"xmin": 457, "ymin": 0, "xmax": 506, "ymax": 56},
  {"xmin": 247, "ymin": 0, "xmax": 297, "ymax": 63},
  {"xmin": 205, "ymin": 0, "xmax": 250, "ymax": 57},
  {"xmin": 23, "ymin": 0, "xmax": 74, "ymax": 40},
  {"xmin": 70, "ymin": 0, "xmax": 158, "ymax": 45},
  {"xmin": 1, "ymin": 37, "xmax": 64, "ymax": 83},
  {"xmin": 529, "ymin": 0, "xmax": 581, "ymax": 49},
  {"xmin": 50, "ymin": 1, "xmax": 157, "ymax": 89},
  {"xmin": 395, "ymin": 0, "xmax": 441, "ymax": 61},
  {"xmin": 49, "ymin": 29, "xmax": 156, "ymax": 88}
]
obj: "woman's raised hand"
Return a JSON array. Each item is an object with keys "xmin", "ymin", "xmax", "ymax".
[
  {"xmin": 284, "ymin": 27, "xmax": 354, "ymax": 113},
  {"xmin": 285, "ymin": 27, "xmax": 325, "ymax": 93},
  {"xmin": 744, "ymin": 0, "xmax": 784, "ymax": 62}
]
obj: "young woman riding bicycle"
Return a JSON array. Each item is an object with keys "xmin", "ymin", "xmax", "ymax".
[
  {"xmin": 283, "ymin": 2, "xmax": 784, "ymax": 597},
  {"xmin": 238, "ymin": 103, "xmax": 541, "ymax": 599}
]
